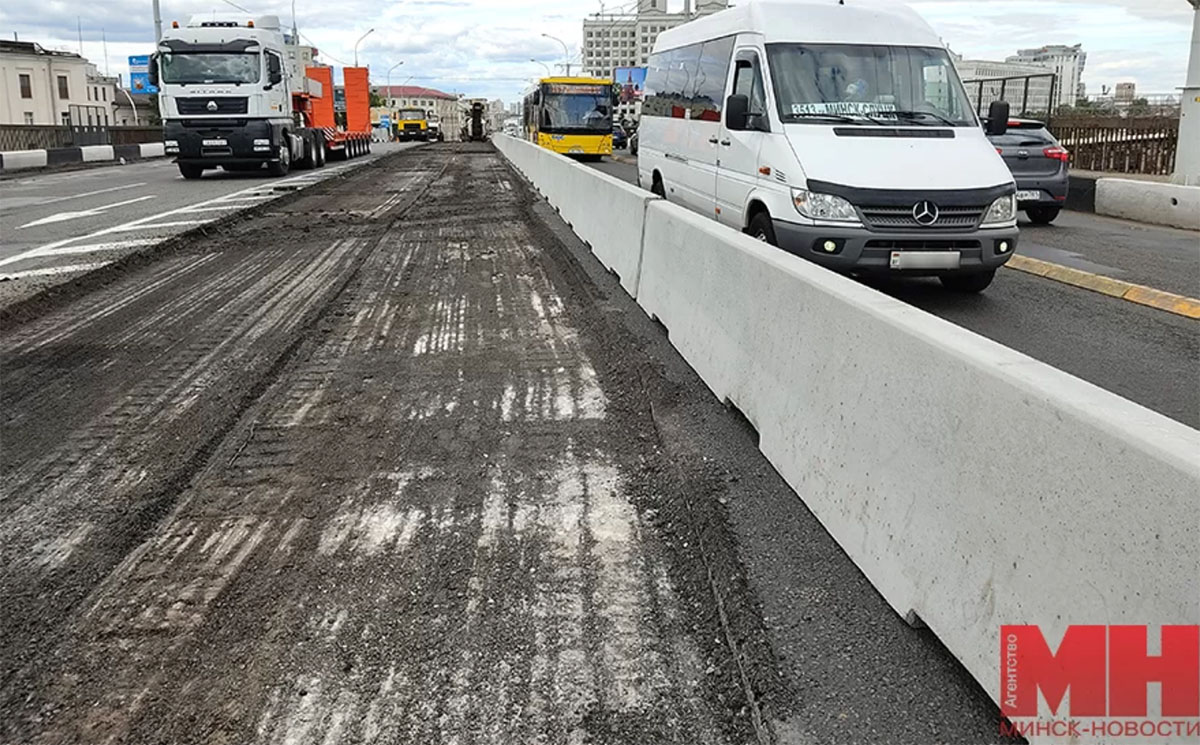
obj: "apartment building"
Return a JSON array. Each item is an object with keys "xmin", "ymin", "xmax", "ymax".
[{"xmin": 1007, "ymin": 44, "xmax": 1087, "ymax": 110}]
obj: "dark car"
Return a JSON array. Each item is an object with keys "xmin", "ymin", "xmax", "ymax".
[
  {"xmin": 612, "ymin": 125, "xmax": 628, "ymax": 150},
  {"xmin": 988, "ymin": 119, "xmax": 1070, "ymax": 225}
]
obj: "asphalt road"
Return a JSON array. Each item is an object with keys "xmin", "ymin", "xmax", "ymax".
[
  {"xmin": 1, "ymin": 143, "xmax": 1017, "ymax": 745},
  {"xmin": 0, "ymin": 141, "xmax": 416, "ymax": 287},
  {"xmin": 591, "ymin": 156, "xmax": 1199, "ymax": 429}
]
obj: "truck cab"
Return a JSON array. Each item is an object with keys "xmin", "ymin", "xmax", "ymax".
[
  {"xmin": 154, "ymin": 15, "xmax": 326, "ymax": 178},
  {"xmin": 395, "ymin": 108, "xmax": 430, "ymax": 141}
]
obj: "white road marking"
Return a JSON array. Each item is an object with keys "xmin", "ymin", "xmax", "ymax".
[
  {"xmin": 17, "ymin": 194, "xmax": 157, "ymax": 229},
  {"xmin": 0, "ymin": 239, "xmax": 158, "ymax": 265},
  {"xmin": 107, "ymin": 220, "xmax": 209, "ymax": 232},
  {"xmin": 0, "ymin": 261, "xmax": 113, "ymax": 281},
  {"xmin": 0, "ymin": 161, "xmax": 365, "ymax": 272},
  {"xmin": 31, "ymin": 182, "xmax": 148, "ymax": 207}
]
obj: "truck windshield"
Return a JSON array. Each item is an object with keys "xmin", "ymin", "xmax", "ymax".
[
  {"xmin": 160, "ymin": 52, "xmax": 261, "ymax": 84},
  {"xmin": 540, "ymin": 91, "xmax": 612, "ymax": 133},
  {"xmin": 766, "ymin": 44, "xmax": 977, "ymax": 127},
  {"xmin": 398, "ymin": 110, "xmax": 426, "ymax": 120}
]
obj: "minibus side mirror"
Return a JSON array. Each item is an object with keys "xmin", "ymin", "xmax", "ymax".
[
  {"xmin": 986, "ymin": 100, "xmax": 1010, "ymax": 136},
  {"xmin": 725, "ymin": 94, "xmax": 750, "ymax": 131}
]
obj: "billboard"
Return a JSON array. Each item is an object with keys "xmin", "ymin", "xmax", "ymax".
[
  {"xmin": 614, "ymin": 67, "xmax": 646, "ymax": 104},
  {"xmin": 129, "ymin": 55, "xmax": 158, "ymax": 94}
]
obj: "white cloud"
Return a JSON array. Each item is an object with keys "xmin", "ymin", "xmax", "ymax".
[{"xmin": 2, "ymin": 0, "xmax": 1192, "ymax": 101}]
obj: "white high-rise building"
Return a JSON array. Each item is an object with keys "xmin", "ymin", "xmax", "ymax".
[
  {"xmin": 951, "ymin": 52, "xmax": 1056, "ymax": 116},
  {"xmin": 1006, "ymin": 44, "xmax": 1087, "ymax": 110},
  {"xmin": 581, "ymin": 0, "xmax": 729, "ymax": 122}
]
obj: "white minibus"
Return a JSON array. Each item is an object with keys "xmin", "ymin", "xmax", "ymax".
[{"xmin": 637, "ymin": 0, "xmax": 1019, "ymax": 292}]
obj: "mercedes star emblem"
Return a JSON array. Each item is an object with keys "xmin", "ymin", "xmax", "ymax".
[
  {"xmin": 206, "ymin": 100, "xmax": 219, "ymax": 112},
  {"xmin": 912, "ymin": 200, "xmax": 940, "ymax": 226}
]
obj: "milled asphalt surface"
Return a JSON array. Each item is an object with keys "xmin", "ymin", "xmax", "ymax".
[
  {"xmin": 590, "ymin": 156, "xmax": 1199, "ymax": 429},
  {"xmin": 1, "ymin": 143, "xmax": 1023, "ymax": 744}
]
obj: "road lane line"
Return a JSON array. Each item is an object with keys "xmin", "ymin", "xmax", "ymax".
[
  {"xmin": 107, "ymin": 220, "xmax": 210, "ymax": 232},
  {"xmin": 0, "ymin": 261, "xmax": 113, "ymax": 281},
  {"xmin": 0, "ymin": 240, "xmax": 160, "ymax": 265},
  {"xmin": 0, "ymin": 161, "xmax": 373, "ymax": 271},
  {"xmin": 17, "ymin": 194, "xmax": 158, "ymax": 229},
  {"xmin": 30, "ymin": 182, "xmax": 148, "ymax": 207},
  {"xmin": 1006, "ymin": 254, "xmax": 1200, "ymax": 320}
]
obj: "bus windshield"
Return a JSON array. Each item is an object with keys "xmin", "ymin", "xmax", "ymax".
[
  {"xmin": 766, "ymin": 44, "xmax": 977, "ymax": 126},
  {"xmin": 540, "ymin": 85, "xmax": 612, "ymax": 133},
  {"xmin": 160, "ymin": 52, "xmax": 261, "ymax": 85}
]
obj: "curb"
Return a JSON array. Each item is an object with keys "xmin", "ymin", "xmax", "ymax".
[
  {"xmin": 1006, "ymin": 254, "xmax": 1200, "ymax": 320},
  {"xmin": 0, "ymin": 142, "xmax": 165, "ymax": 172},
  {"xmin": 610, "ymin": 154, "xmax": 637, "ymax": 165}
]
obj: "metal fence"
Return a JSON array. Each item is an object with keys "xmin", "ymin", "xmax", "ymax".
[
  {"xmin": 962, "ymin": 73, "xmax": 1059, "ymax": 125},
  {"xmin": 0, "ymin": 125, "xmax": 161, "ymax": 152},
  {"xmin": 1050, "ymin": 116, "xmax": 1179, "ymax": 175}
]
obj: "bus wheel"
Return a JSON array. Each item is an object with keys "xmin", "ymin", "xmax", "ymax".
[{"xmin": 651, "ymin": 174, "xmax": 666, "ymax": 199}]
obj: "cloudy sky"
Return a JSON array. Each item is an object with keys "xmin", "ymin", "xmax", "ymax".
[{"xmin": 3, "ymin": 0, "xmax": 1192, "ymax": 102}]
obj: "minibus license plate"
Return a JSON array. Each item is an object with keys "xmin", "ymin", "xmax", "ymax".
[
  {"xmin": 890, "ymin": 251, "xmax": 961, "ymax": 270},
  {"xmin": 1015, "ymin": 190, "xmax": 1041, "ymax": 201},
  {"xmin": 202, "ymin": 139, "xmax": 228, "ymax": 147}
]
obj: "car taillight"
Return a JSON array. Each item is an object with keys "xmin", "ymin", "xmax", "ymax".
[{"xmin": 1044, "ymin": 146, "xmax": 1070, "ymax": 162}]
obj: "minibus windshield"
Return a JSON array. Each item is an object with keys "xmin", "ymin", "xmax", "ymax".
[
  {"xmin": 540, "ymin": 85, "xmax": 613, "ymax": 133},
  {"xmin": 160, "ymin": 52, "xmax": 261, "ymax": 84},
  {"xmin": 766, "ymin": 44, "xmax": 977, "ymax": 127}
]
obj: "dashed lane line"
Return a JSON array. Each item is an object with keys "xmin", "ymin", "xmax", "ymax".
[{"xmin": 1006, "ymin": 254, "xmax": 1200, "ymax": 320}]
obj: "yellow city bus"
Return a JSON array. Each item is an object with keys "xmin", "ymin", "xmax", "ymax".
[{"xmin": 523, "ymin": 77, "xmax": 614, "ymax": 158}]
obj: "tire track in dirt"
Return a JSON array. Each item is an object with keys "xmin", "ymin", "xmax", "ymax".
[
  {"xmin": 0, "ymin": 146, "xmax": 451, "ymax": 723},
  {"xmin": 3, "ymin": 145, "xmax": 751, "ymax": 745}
]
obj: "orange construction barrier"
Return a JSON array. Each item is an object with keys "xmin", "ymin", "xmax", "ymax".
[
  {"xmin": 343, "ymin": 67, "xmax": 370, "ymax": 134},
  {"xmin": 305, "ymin": 66, "xmax": 336, "ymax": 129}
]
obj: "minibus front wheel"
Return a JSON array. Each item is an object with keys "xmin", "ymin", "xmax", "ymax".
[
  {"xmin": 748, "ymin": 212, "xmax": 778, "ymax": 247},
  {"xmin": 651, "ymin": 173, "xmax": 666, "ymax": 199}
]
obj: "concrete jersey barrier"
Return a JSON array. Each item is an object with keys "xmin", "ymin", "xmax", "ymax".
[
  {"xmin": 494, "ymin": 135, "xmax": 658, "ymax": 296},
  {"xmin": 0, "ymin": 142, "xmax": 166, "ymax": 172},
  {"xmin": 493, "ymin": 138, "xmax": 1200, "ymax": 738}
]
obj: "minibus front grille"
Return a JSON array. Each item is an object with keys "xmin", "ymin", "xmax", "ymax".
[
  {"xmin": 864, "ymin": 239, "xmax": 982, "ymax": 250},
  {"xmin": 859, "ymin": 205, "xmax": 983, "ymax": 230}
]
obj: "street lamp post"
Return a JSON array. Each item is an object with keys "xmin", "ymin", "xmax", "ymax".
[
  {"xmin": 353, "ymin": 28, "xmax": 375, "ymax": 68},
  {"xmin": 531, "ymin": 59, "xmax": 552, "ymax": 77},
  {"xmin": 118, "ymin": 86, "xmax": 139, "ymax": 125},
  {"xmin": 1174, "ymin": 0, "xmax": 1200, "ymax": 184},
  {"xmin": 541, "ymin": 33, "xmax": 571, "ymax": 76},
  {"xmin": 386, "ymin": 61, "xmax": 405, "ymax": 107}
]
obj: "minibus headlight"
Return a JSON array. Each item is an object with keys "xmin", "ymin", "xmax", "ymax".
[
  {"xmin": 792, "ymin": 188, "xmax": 859, "ymax": 222},
  {"xmin": 982, "ymin": 194, "xmax": 1016, "ymax": 226}
]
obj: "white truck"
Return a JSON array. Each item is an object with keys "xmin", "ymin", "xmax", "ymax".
[{"xmin": 152, "ymin": 15, "xmax": 370, "ymax": 179}]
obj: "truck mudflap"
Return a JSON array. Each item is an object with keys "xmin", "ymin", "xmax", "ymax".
[{"xmin": 165, "ymin": 119, "xmax": 276, "ymax": 164}]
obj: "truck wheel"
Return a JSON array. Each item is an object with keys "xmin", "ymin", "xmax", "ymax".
[
  {"xmin": 178, "ymin": 163, "xmax": 204, "ymax": 180},
  {"xmin": 298, "ymin": 135, "xmax": 316, "ymax": 169},
  {"xmin": 315, "ymin": 143, "xmax": 326, "ymax": 168},
  {"xmin": 1026, "ymin": 206, "xmax": 1060, "ymax": 225},
  {"xmin": 268, "ymin": 139, "xmax": 291, "ymax": 176},
  {"xmin": 940, "ymin": 270, "xmax": 996, "ymax": 293}
]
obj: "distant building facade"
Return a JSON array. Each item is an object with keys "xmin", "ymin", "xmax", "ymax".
[
  {"xmin": 373, "ymin": 85, "xmax": 462, "ymax": 140},
  {"xmin": 1114, "ymin": 82, "xmax": 1136, "ymax": 103},
  {"xmin": 0, "ymin": 40, "xmax": 120, "ymax": 126},
  {"xmin": 1006, "ymin": 44, "xmax": 1087, "ymax": 110}
]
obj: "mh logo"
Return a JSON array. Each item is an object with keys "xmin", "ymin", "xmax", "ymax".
[{"xmin": 1001, "ymin": 625, "xmax": 1200, "ymax": 718}]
